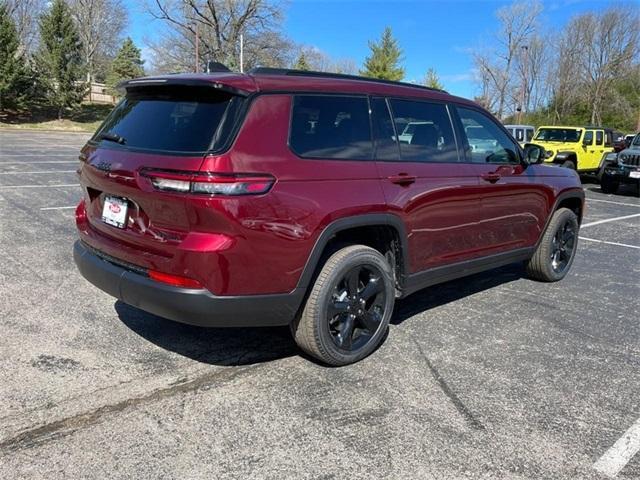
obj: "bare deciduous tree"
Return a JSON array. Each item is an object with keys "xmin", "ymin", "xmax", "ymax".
[
  {"xmin": 147, "ymin": 0, "xmax": 291, "ymax": 73},
  {"xmin": 570, "ymin": 8, "xmax": 639, "ymax": 125},
  {"xmin": 5, "ymin": 0, "xmax": 46, "ymax": 55},
  {"xmin": 549, "ymin": 25, "xmax": 583, "ymax": 123},
  {"xmin": 473, "ymin": 0, "xmax": 543, "ymax": 119},
  {"xmin": 290, "ymin": 45, "xmax": 357, "ymax": 74},
  {"xmin": 69, "ymin": 0, "xmax": 128, "ymax": 82}
]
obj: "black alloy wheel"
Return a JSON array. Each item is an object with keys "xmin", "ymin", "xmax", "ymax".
[
  {"xmin": 550, "ymin": 219, "xmax": 576, "ymax": 274},
  {"xmin": 327, "ymin": 264, "xmax": 386, "ymax": 351},
  {"xmin": 292, "ymin": 245, "xmax": 395, "ymax": 366},
  {"xmin": 526, "ymin": 207, "xmax": 579, "ymax": 282}
]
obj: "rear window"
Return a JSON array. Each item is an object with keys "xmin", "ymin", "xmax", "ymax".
[
  {"xmin": 93, "ymin": 87, "xmax": 241, "ymax": 153},
  {"xmin": 289, "ymin": 95, "xmax": 373, "ymax": 160},
  {"xmin": 515, "ymin": 128, "xmax": 524, "ymax": 142}
]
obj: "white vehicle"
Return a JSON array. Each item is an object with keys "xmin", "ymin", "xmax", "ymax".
[{"xmin": 505, "ymin": 124, "xmax": 535, "ymax": 145}]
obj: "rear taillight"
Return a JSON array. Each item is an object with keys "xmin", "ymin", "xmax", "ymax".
[
  {"xmin": 148, "ymin": 270, "xmax": 203, "ymax": 289},
  {"xmin": 140, "ymin": 169, "xmax": 275, "ymax": 196},
  {"xmin": 75, "ymin": 199, "xmax": 87, "ymax": 223}
]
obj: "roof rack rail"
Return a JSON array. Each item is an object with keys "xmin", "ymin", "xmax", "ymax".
[{"xmin": 248, "ymin": 67, "xmax": 448, "ymax": 94}]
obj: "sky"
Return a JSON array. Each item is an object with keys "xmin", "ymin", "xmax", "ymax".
[{"xmin": 123, "ymin": 0, "xmax": 616, "ymax": 99}]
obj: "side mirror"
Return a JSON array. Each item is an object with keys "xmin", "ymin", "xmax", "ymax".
[{"xmin": 523, "ymin": 143, "xmax": 545, "ymax": 165}]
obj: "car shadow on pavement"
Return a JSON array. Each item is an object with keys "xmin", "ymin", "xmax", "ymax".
[
  {"xmin": 115, "ymin": 301, "xmax": 298, "ymax": 366},
  {"xmin": 115, "ymin": 264, "xmax": 525, "ymax": 365},
  {"xmin": 392, "ymin": 263, "xmax": 524, "ymax": 325}
]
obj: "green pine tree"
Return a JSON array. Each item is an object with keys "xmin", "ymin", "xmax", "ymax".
[
  {"xmin": 360, "ymin": 27, "xmax": 404, "ymax": 81},
  {"xmin": 424, "ymin": 68, "xmax": 444, "ymax": 90},
  {"xmin": 36, "ymin": 0, "xmax": 86, "ymax": 120},
  {"xmin": 293, "ymin": 52, "xmax": 311, "ymax": 71},
  {"xmin": 0, "ymin": 4, "xmax": 29, "ymax": 111},
  {"xmin": 106, "ymin": 37, "xmax": 145, "ymax": 94}
]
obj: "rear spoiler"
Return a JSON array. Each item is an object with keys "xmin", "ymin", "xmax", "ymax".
[{"xmin": 117, "ymin": 77, "xmax": 250, "ymax": 97}]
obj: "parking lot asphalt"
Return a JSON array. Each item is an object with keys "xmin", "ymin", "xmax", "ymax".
[{"xmin": 0, "ymin": 130, "xmax": 638, "ymax": 479}]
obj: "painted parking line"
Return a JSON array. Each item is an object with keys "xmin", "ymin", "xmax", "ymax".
[
  {"xmin": 586, "ymin": 198, "xmax": 640, "ymax": 208},
  {"xmin": 593, "ymin": 417, "xmax": 640, "ymax": 478},
  {"xmin": 40, "ymin": 206, "xmax": 76, "ymax": 211},
  {"xmin": 581, "ymin": 213, "xmax": 640, "ymax": 228},
  {"xmin": 0, "ymin": 184, "xmax": 79, "ymax": 190},
  {"xmin": 0, "ymin": 170, "xmax": 76, "ymax": 175},
  {"xmin": 0, "ymin": 161, "xmax": 78, "ymax": 165},
  {"xmin": 0, "ymin": 154, "xmax": 79, "ymax": 157},
  {"xmin": 579, "ymin": 237, "xmax": 640, "ymax": 250}
]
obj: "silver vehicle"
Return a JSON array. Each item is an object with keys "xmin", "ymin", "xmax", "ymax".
[{"xmin": 505, "ymin": 124, "xmax": 535, "ymax": 145}]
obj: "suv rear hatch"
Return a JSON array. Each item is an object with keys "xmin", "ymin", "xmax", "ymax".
[{"xmin": 77, "ymin": 79, "xmax": 251, "ymax": 276}]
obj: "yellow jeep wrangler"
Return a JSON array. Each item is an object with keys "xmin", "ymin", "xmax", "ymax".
[{"xmin": 532, "ymin": 126, "xmax": 614, "ymax": 172}]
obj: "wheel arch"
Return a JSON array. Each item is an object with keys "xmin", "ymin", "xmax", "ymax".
[
  {"xmin": 554, "ymin": 151, "xmax": 578, "ymax": 165},
  {"xmin": 295, "ymin": 214, "xmax": 409, "ymax": 294},
  {"xmin": 535, "ymin": 189, "xmax": 585, "ymax": 249}
]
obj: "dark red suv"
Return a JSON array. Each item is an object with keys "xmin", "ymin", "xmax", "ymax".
[{"xmin": 74, "ymin": 68, "xmax": 584, "ymax": 365}]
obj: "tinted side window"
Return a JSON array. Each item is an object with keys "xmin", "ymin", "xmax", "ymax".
[
  {"xmin": 584, "ymin": 130, "xmax": 593, "ymax": 145},
  {"xmin": 290, "ymin": 95, "xmax": 373, "ymax": 160},
  {"xmin": 457, "ymin": 107, "xmax": 519, "ymax": 164},
  {"xmin": 371, "ymin": 98, "xmax": 400, "ymax": 161},
  {"xmin": 596, "ymin": 130, "xmax": 604, "ymax": 145},
  {"xmin": 388, "ymin": 99, "xmax": 458, "ymax": 163},
  {"xmin": 604, "ymin": 131, "xmax": 612, "ymax": 147},
  {"xmin": 526, "ymin": 129, "xmax": 534, "ymax": 141}
]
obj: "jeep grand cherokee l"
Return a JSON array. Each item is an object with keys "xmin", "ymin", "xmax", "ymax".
[{"xmin": 74, "ymin": 69, "xmax": 584, "ymax": 366}]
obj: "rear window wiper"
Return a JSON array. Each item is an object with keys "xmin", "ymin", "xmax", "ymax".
[{"xmin": 96, "ymin": 132, "xmax": 126, "ymax": 145}]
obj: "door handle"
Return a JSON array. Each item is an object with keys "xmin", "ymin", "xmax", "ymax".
[
  {"xmin": 480, "ymin": 172, "xmax": 501, "ymax": 183},
  {"xmin": 388, "ymin": 174, "xmax": 416, "ymax": 186}
]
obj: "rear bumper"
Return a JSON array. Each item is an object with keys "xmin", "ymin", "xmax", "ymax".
[{"xmin": 73, "ymin": 241, "xmax": 303, "ymax": 327}]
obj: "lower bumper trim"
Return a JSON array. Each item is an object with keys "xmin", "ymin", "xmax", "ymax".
[{"xmin": 73, "ymin": 241, "xmax": 303, "ymax": 327}]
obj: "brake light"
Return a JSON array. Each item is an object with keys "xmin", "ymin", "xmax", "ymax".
[
  {"xmin": 140, "ymin": 169, "xmax": 274, "ymax": 195},
  {"xmin": 148, "ymin": 270, "xmax": 203, "ymax": 289},
  {"xmin": 75, "ymin": 199, "xmax": 87, "ymax": 223}
]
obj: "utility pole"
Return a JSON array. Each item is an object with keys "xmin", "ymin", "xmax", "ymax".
[
  {"xmin": 239, "ymin": 34, "xmax": 244, "ymax": 73},
  {"xmin": 518, "ymin": 45, "xmax": 529, "ymax": 124},
  {"xmin": 195, "ymin": 22, "xmax": 199, "ymax": 73}
]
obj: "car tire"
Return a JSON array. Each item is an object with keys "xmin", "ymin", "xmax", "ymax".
[
  {"xmin": 291, "ymin": 245, "xmax": 395, "ymax": 366},
  {"xmin": 526, "ymin": 208, "xmax": 579, "ymax": 282},
  {"xmin": 561, "ymin": 160, "xmax": 576, "ymax": 170},
  {"xmin": 600, "ymin": 174, "xmax": 619, "ymax": 194}
]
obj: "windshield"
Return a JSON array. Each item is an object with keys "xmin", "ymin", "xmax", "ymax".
[
  {"xmin": 93, "ymin": 87, "xmax": 241, "ymax": 153},
  {"xmin": 633, "ymin": 134, "xmax": 640, "ymax": 146},
  {"xmin": 535, "ymin": 128, "xmax": 582, "ymax": 142}
]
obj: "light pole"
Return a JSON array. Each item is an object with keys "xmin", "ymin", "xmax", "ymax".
[
  {"xmin": 518, "ymin": 45, "xmax": 529, "ymax": 124},
  {"xmin": 239, "ymin": 34, "xmax": 244, "ymax": 73},
  {"xmin": 194, "ymin": 22, "xmax": 200, "ymax": 73}
]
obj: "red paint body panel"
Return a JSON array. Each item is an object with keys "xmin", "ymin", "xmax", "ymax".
[{"xmin": 75, "ymin": 72, "xmax": 584, "ymax": 300}]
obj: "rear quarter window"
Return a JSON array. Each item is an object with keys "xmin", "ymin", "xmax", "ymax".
[
  {"xmin": 289, "ymin": 95, "xmax": 373, "ymax": 160},
  {"xmin": 94, "ymin": 87, "xmax": 242, "ymax": 154},
  {"xmin": 388, "ymin": 99, "xmax": 458, "ymax": 163}
]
